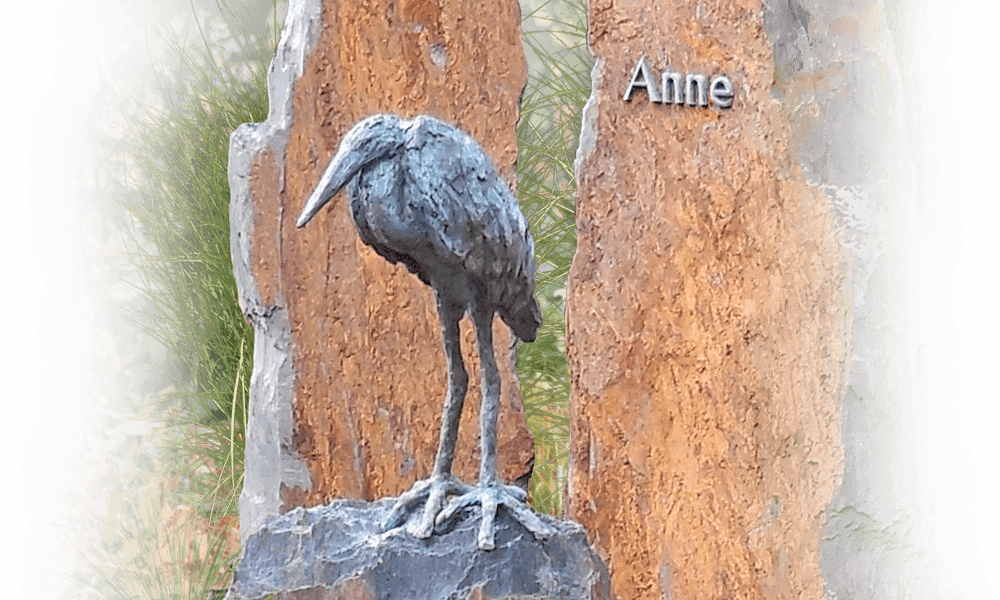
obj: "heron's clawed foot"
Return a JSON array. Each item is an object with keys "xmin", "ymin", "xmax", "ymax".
[
  {"xmin": 435, "ymin": 481, "xmax": 556, "ymax": 550},
  {"xmin": 383, "ymin": 475, "xmax": 474, "ymax": 539}
]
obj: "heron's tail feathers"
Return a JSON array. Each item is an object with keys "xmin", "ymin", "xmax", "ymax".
[
  {"xmin": 500, "ymin": 294, "xmax": 543, "ymax": 343},
  {"xmin": 297, "ymin": 114, "xmax": 406, "ymax": 228},
  {"xmin": 496, "ymin": 248, "xmax": 543, "ymax": 342}
]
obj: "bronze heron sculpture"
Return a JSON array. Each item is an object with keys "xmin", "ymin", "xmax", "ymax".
[{"xmin": 296, "ymin": 114, "xmax": 553, "ymax": 550}]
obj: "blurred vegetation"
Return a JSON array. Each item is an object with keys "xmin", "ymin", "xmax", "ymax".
[
  {"xmin": 516, "ymin": 0, "xmax": 592, "ymax": 515},
  {"xmin": 123, "ymin": 31, "xmax": 267, "ymax": 520},
  {"xmin": 69, "ymin": 3, "xmax": 280, "ymax": 598}
]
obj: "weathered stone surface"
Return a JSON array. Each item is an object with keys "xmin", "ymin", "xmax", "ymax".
[
  {"xmin": 229, "ymin": 0, "xmax": 533, "ymax": 542},
  {"xmin": 225, "ymin": 498, "xmax": 610, "ymax": 600},
  {"xmin": 567, "ymin": 0, "xmax": 947, "ymax": 599},
  {"xmin": 764, "ymin": 2, "xmax": 940, "ymax": 598},
  {"xmin": 566, "ymin": 1, "xmax": 851, "ymax": 599}
]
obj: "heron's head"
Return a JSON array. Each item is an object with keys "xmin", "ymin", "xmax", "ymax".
[{"xmin": 297, "ymin": 114, "xmax": 405, "ymax": 228}]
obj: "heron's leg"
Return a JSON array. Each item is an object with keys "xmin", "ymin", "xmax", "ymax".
[
  {"xmin": 435, "ymin": 302, "xmax": 556, "ymax": 550},
  {"xmin": 382, "ymin": 293, "xmax": 473, "ymax": 537},
  {"xmin": 473, "ymin": 304, "xmax": 500, "ymax": 486},
  {"xmin": 430, "ymin": 294, "xmax": 469, "ymax": 479}
]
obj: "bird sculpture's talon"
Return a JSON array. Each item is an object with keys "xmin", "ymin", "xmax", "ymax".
[
  {"xmin": 507, "ymin": 484, "xmax": 528, "ymax": 502},
  {"xmin": 479, "ymin": 496, "xmax": 498, "ymax": 550},
  {"xmin": 382, "ymin": 475, "xmax": 473, "ymax": 537},
  {"xmin": 436, "ymin": 483, "xmax": 555, "ymax": 551}
]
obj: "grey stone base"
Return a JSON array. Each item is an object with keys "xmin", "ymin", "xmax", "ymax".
[{"xmin": 225, "ymin": 497, "xmax": 610, "ymax": 600}]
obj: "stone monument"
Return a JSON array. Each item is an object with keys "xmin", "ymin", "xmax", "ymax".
[
  {"xmin": 226, "ymin": 0, "xmax": 610, "ymax": 598},
  {"xmin": 228, "ymin": 0, "xmax": 534, "ymax": 541},
  {"xmin": 562, "ymin": 0, "xmax": 929, "ymax": 597}
]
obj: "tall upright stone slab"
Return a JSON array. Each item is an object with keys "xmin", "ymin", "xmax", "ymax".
[
  {"xmin": 229, "ymin": 0, "xmax": 533, "ymax": 541},
  {"xmin": 567, "ymin": 1, "xmax": 852, "ymax": 599}
]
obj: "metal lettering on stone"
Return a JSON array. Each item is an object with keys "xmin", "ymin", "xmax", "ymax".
[
  {"xmin": 685, "ymin": 73, "xmax": 708, "ymax": 107},
  {"xmin": 709, "ymin": 75, "xmax": 734, "ymax": 109},
  {"xmin": 623, "ymin": 56, "xmax": 660, "ymax": 102},
  {"xmin": 661, "ymin": 70, "xmax": 684, "ymax": 105},
  {"xmin": 296, "ymin": 114, "xmax": 554, "ymax": 551},
  {"xmin": 623, "ymin": 55, "xmax": 734, "ymax": 109}
]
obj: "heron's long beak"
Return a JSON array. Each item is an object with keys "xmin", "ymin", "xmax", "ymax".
[
  {"xmin": 296, "ymin": 114, "xmax": 405, "ymax": 228},
  {"xmin": 296, "ymin": 150, "xmax": 360, "ymax": 228}
]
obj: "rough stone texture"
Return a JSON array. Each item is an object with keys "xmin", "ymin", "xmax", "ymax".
[
  {"xmin": 225, "ymin": 498, "xmax": 610, "ymax": 600},
  {"xmin": 765, "ymin": 2, "xmax": 942, "ymax": 599},
  {"xmin": 229, "ymin": 0, "xmax": 533, "ymax": 543},
  {"xmin": 566, "ymin": 1, "xmax": 851, "ymax": 599},
  {"xmin": 567, "ymin": 0, "xmax": 947, "ymax": 599}
]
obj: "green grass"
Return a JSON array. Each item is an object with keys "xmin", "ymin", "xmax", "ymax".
[
  {"xmin": 123, "ymin": 31, "xmax": 269, "ymax": 519},
  {"xmin": 516, "ymin": 0, "xmax": 592, "ymax": 515},
  {"xmin": 73, "ymin": 15, "xmax": 272, "ymax": 600},
  {"xmin": 73, "ymin": 479, "xmax": 240, "ymax": 600}
]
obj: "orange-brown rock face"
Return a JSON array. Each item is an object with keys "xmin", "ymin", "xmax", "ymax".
[
  {"xmin": 230, "ymin": 0, "xmax": 533, "ymax": 538},
  {"xmin": 566, "ymin": 1, "xmax": 850, "ymax": 599}
]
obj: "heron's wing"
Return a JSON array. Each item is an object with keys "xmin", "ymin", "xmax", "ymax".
[
  {"xmin": 402, "ymin": 121, "xmax": 533, "ymax": 278},
  {"xmin": 401, "ymin": 119, "xmax": 540, "ymax": 337}
]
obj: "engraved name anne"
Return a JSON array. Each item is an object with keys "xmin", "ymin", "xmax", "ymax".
[{"xmin": 623, "ymin": 56, "xmax": 734, "ymax": 109}]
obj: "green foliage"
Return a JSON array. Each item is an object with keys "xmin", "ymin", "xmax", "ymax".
[
  {"xmin": 123, "ymin": 29, "xmax": 268, "ymax": 517},
  {"xmin": 516, "ymin": 0, "xmax": 593, "ymax": 516},
  {"xmin": 69, "ymin": 9, "xmax": 278, "ymax": 600}
]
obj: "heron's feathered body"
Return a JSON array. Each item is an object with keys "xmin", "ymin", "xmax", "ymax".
[
  {"xmin": 298, "ymin": 114, "xmax": 541, "ymax": 341},
  {"xmin": 297, "ymin": 114, "xmax": 552, "ymax": 550}
]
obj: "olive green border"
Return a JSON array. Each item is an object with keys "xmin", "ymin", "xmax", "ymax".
[{"xmin": 0, "ymin": 0, "xmax": 1000, "ymax": 598}]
